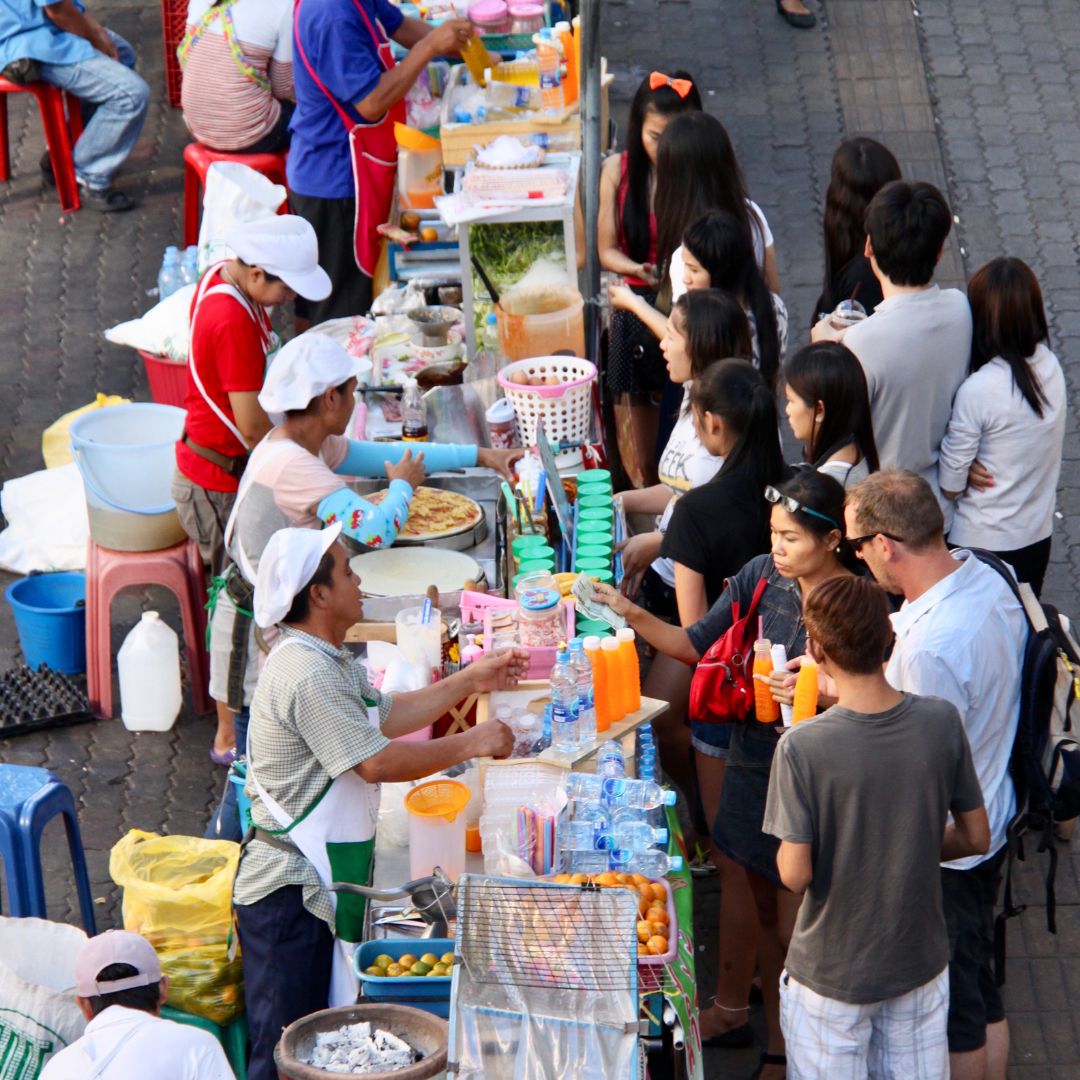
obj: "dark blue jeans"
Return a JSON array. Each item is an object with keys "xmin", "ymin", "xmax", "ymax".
[{"xmin": 204, "ymin": 709, "xmax": 249, "ymax": 842}]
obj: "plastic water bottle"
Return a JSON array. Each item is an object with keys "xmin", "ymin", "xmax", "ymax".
[
  {"xmin": 561, "ymin": 820, "xmax": 616, "ymax": 851},
  {"xmin": 564, "ymin": 850, "xmax": 609, "ymax": 874},
  {"xmin": 597, "ymin": 739, "xmax": 625, "ymax": 778},
  {"xmin": 157, "ymin": 246, "xmax": 181, "ymax": 299},
  {"xmin": 565, "ymin": 773, "xmax": 603, "ymax": 801},
  {"xmin": 118, "ymin": 612, "xmax": 181, "ymax": 731},
  {"xmin": 180, "ymin": 245, "xmax": 199, "ymax": 286},
  {"xmin": 551, "ymin": 648, "xmax": 580, "ymax": 752},
  {"xmin": 613, "ymin": 821, "xmax": 669, "ymax": 851},
  {"xmin": 566, "ymin": 773, "xmax": 676, "ymax": 810},
  {"xmin": 624, "ymin": 850, "xmax": 684, "ymax": 877},
  {"xmin": 483, "ymin": 316, "xmax": 501, "ymax": 360},
  {"xmin": 514, "ymin": 710, "xmax": 540, "ymax": 757},
  {"xmin": 569, "ymin": 638, "xmax": 597, "ymax": 748},
  {"xmin": 572, "ymin": 800, "xmax": 609, "ymax": 828},
  {"xmin": 538, "ymin": 704, "xmax": 552, "ymax": 752},
  {"xmin": 608, "ymin": 804, "xmax": 645, "ymax": 827}
]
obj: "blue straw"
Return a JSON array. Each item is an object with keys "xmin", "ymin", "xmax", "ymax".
[
  {"xmin": 421, "ymin": 597, "xmax": 432, "ymax": 625},
  {"xmin": 534, "ymin": 470, "xmax": 546, "ymax": 515}
]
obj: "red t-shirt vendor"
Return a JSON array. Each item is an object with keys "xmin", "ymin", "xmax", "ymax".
[
  {"xmin": 171, "ymin": 214, "xmax": 331, "ymax": 766},
  {"xmin": 289, "ymin": 0, "xmax": 472, "ymax": 323}
]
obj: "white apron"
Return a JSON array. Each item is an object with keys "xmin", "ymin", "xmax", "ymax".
[{"xmin": 247, "ymin": 636, "xmax": 383, "ymax": 1006}]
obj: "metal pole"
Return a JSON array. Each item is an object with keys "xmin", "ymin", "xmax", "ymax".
[{"xmin": 580, "ymin": 0, "xmax": 602, "ymax": 362}]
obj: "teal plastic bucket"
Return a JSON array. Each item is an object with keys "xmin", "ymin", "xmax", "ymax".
[
  {"xmin": 69, "ymin": 403, "xmax": 188, "ymax": 551},
  {"xmin": 229, "ymin": 761, "xmax": 252, "ymax": 835},
  {"xmin": 5, "ymin": 572, "xmax": 87, "ymax": 673}
]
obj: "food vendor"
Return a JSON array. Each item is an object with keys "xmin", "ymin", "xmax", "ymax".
[
  {"xmin": 234, "ymin": 523, "xmax": 525, "ymax": 1080},
  {"xmin": 207, "ymin": 332, "xmax": 522, "ymax": 776},
  {"xmin": 289, "ymin": 0, "xmax": 473, "ymax": 324}
]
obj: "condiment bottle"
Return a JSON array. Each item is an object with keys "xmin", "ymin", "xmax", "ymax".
[
  {"xmin": 401, "ymin": 377, "xmax": 428, "ymax": 441},
  {"xmin": 792, "ymin": 662, "xmax": 820, "ymax": 724},
  {"xmin": 752, "ymin": 639, "xmax": 780, "ymax": 724}
]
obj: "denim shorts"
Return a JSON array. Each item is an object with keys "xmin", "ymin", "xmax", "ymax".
[
  {"xmin": 691, "ymin": 720, "xmax": 732, "ymax": 759},
  {"xmin": 712, "ymin": 720, "xmax": 782, "ymax": 885}
]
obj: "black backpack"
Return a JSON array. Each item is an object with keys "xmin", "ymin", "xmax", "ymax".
[{"xmin": 972, "ymin": 550, "xmax": 1080, "ymax": 984}]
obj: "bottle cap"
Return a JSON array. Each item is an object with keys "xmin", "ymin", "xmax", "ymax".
[
  {"xmin": 668, "ymin": 855, "xmax": 683, "ymax": 872},
  {"xmin": 582, "ymin": 635, "xmax": 600, "ymax": 650},
  {"xmin": 568, "ymin": 636, "xmax": 583, "ymax": 650},
  {"xmin": 485, "ymin": 311, "xmax": 498, "ymax": 325},
  {"xmin": 485, "ymin": 397, "xmax": 515, "ymax": 424},
  {"xmin": 662, "ymin": 790, "xmax": 677, "ymax": 806},
  {"xmin": 616, "ymin": 627, "xmax": 635, "ymax": 643},
  {"xmin": 601, "ymin": 637, "xmax": 619, "ymax": 651},
  {"xmin": 657, "ymin": 828, "xmax": 669, "ymax": 845}
]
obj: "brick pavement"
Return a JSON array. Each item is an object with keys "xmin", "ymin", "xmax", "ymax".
[{"xmin": 0, "ymin": 1, "xmax": 1078, "ymax": 1076}]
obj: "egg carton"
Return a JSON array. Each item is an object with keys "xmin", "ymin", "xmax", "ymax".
[{"xmin": 0, "ymin": 664, "xmax": 93, "ymax": 737}]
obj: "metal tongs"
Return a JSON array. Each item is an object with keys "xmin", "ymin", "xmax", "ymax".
[{"xmin": 330, "ymin": 868, "xmax": 457, "ymax": 938}]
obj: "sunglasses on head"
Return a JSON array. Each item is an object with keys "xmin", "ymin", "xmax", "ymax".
[
  {"xmin": 764, "ymin": 486, "xmax": 840, "ymax": 530},
  {"xmin": 848, "ymin": 531, "xmax": 906, "ymax": 553}
]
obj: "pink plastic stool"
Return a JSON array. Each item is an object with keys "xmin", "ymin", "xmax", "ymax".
[
  {"xmin": 183, "ymin": 142, "xmax": 289, "ymax": 246},
  {"xmin": 0, "ymin": 78, "xmax": 83, "ymax": 213},
  {"xmin": 85, "ymin": 538, "xmax": 211, "ymax": 720}
]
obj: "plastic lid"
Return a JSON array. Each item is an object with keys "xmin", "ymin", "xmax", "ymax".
[
  {"xmin": 657, "ymin": 828, "xmax": 669, "ymax": 845},
  {"xmin": 485, "ymin": 397, "xmax": 515, "ymax": 423},
  {"xmin": 470, "ymin": 0, "xmax": 508, "ymax": 17},
  {"xmin": 616, "ymin": 627, "xmax": 634, "ymax": 642},
  {"xmin": 668, "ymin": 854, "xmax": 684, "ymax": 871},
  {"xmin": 601, "ymin": 637, "xmax": 619, "ymax": 651},
  {"xmin": 582, "ymin": 635, "xmax": 600, "ymax": 649},
  {"xmin": 510, "ymin": 2, "xmax": 544, "ymax": 13},
  {"xmin": 519, "ymin": 586, "xmax": 560, "ymax": 612},
  {"xmin": 486, "ymin": 312, "xmax": 498, "ymax": 325},
  {"xmin": 568, "ymin": 636, "xmax": 583, "ymax": 650},
  {"xmin": 141, "ymin": 611, "xmax": 160, "ymax": 622},
  {"xmin": 662, "ymin": 789, "xmax": 677, "ymax": 806}
]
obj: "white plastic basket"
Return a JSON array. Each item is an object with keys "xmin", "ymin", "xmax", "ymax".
[{"xmin": 497, "ymin": 356, "xmax": 597, "ymax": 450}]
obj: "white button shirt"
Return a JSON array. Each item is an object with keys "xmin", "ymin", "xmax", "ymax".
[{"xmin": 885, "ymin": 552, "xmax": 1026, "ymax": 870}]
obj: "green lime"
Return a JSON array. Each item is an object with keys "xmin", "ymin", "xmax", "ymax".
[
  {"xmin": 410, "ymin": 960, "xmax": 432, "ymax": 976},
  {"xmin": 364, "ymin": 965, "xmax": 384, "ymax": 977}
]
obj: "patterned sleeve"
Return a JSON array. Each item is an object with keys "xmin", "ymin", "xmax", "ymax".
[{"xmin": 316, "ymin": 479, "xmax": 413, "ymax": 549}]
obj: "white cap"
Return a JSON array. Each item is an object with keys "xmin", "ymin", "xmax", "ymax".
[
  {"xmin": 582, "ymin": 635, "xmax": 600, "ymax": 650},
  {"xmin": 259, "ymin": 334, "xmax": 367, "ymax": 414},
  {"xmin": 75, "ymin": 930, "xmax": 162, "ymax": 998},
  {"xmin": 616, "ymin": 627, "xmax": 635, "ymax": 642},
  {"xmin": 224, "ymin": 215, "xmax": 332, "ymax": 301},
  {"xmin": 254, "ymin": 522, "xmax": 344, "ymax": 628},
  {"xmin": 601, "ymin": 637, "xmax": 619, "ymax": 651}
]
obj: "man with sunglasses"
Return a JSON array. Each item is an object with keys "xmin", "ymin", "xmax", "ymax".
[{"xmin": 844, "ymin": 469, "xmax": 1025, "ymax": 1080}]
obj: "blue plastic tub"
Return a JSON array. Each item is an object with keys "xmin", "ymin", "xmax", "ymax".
[
  {"xmin": 5, "ymin": 572, "xmax": 86, "ymax": 674},
  {"xmin": 353, "ymin": 938, "xmax": 454, "ymax": 1018}
]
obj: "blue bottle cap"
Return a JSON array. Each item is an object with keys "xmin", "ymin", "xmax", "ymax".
[
  {"xmin": 656, "ymin": 828, "xmax": 669, "ymax": 845},
  {"xmin": 668, "ymin": 855, "xmax": 683, "ymax": 872},
  {"xmin": 662, "ymin": 789, "xmax": 677, "ymax": 807}
]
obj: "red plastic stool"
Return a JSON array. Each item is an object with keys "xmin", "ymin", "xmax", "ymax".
[
  {"xmin": 183, "ymin": 142, "xmax": 288, "ymax": 246},
  {"xmin": 0, "ymin": 78, "xmax": 83, "ymax": 213},
  {"xmin": 85, "ymin": 538, "xmax": 211, "ymax": 720}
]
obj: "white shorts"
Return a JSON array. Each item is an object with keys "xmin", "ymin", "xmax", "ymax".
[{"xmin": 780, "ymin": 967, "xmax": 949, "ymax": 1080}]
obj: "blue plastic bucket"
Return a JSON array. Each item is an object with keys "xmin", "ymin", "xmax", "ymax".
[
  {"xmin": 5, "ymin": 572, "xmax": 87, "ymax": 674},
  {"xmin": 229, "ymin": 761, "xmax": 252, "ymax": 835},
  {"xmin": 69, "ymin": 403, "xmax": 188, "ymax": 551}
]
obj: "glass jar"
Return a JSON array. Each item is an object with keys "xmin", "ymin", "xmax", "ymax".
[{"xmin": 517, "ymin": 586, "xmax": 564, "ymax": 648}]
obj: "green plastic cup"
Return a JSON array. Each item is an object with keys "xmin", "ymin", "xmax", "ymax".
[
  {"xmin": 512, "ymin": 534, "xmax": 550, "ymax": 559},
  {"xmin": 577, "ymin": 469, "xmax": 611, "ymax": 487},
  {"xmin": 575, "ymin": 543, "xmax": 612, "ymax": 563},
  {"xmin": 513, "ymin": 544, "xmax": 555, "ymax": 567},
  {"xmin": 578, "ymin": 518, "xmax": 614, "ymax": 541},
  {"xmin": 577, "ymin": 493, "xmax": 614, "ymax": 512},
  {"xmin": 577, "ymin": 567, "xmax": 614, "ymax": 585},
  {"xmin": 575, "ymin": 556, "xmax": 610, "ymax": 571},
  {"xmin": 575, "ymin": 617, "xmax": 614, "ymax": 637},
  {"xmin": 579, "ymin": 506, "xmax": 614, "ymax": 524},
  {"xmin": 518, "ymin": 557, "xmax": 555, "ymax": 574}
]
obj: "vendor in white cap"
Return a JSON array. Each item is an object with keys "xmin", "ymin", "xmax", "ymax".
[
  {"xmin": 173, "ymin": 213, "xmax": 333, "ymax": 768},
  {"xmin": 40, "ymin": 930, "xmax": 232, "ymax": 1079},
  {"xmin": 233, "ymin": 525, "xmax": 523, "ymax": 1080},
  {"xmin": 204, "ymin": 332, "xmax": 521, "ymax": 795}
]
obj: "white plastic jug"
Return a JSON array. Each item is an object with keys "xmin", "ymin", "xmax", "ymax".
[{"xmin": 117, "ymin": 611, "xmax": 182, "ymax": 731}]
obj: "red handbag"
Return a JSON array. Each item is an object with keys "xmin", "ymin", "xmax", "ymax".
[{"xmin": 689, "ymin": 576, "xmax": 769, "ymax": 724}]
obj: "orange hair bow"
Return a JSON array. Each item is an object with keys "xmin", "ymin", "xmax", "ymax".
[{"xmin": 649, "ymin": 71, "xmax": 693, "ymax": 99}]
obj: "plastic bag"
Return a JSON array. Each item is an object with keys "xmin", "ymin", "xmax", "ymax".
[
  {"xmin": 0, "ymin": 463, "xmax": 89, "ymax": 573},
  {"xmin": 109, "ymin": 829, "xmax": 244, "ymax": 1026},
  {"xmin": 41, "ymin": 393, "xmax": 130, "ymax": 469},
  {"xmin": 197, "ymin": 162, "xmax": 286, "ymax": 273},
  {"xmin": 103, "ymin": 283, "xmax": 197, "ymax": 361},
  {"xmin": 0, "ymin": 916, "xmax": 87, "ymax": 1079}
]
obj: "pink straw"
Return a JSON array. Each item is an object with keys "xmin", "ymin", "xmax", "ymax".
[{"xmin": 758, "ymin": 616, "xmax": 764, "ymax": 640}]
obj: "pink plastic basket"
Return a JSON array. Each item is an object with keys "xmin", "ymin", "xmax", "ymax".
[
  {"xmin": 637, "ymin": 876, "xmax": 679, "ymax": 994},
  {"xmin": 497, "ymin": 356, "xmax": 597, "ymax": 449},
  {"xmin": 138, "ymin": 350, "xmax": 188, "ymax": 408},
  {"xmin": 474, "ymin": 593, "xmax": 575, "ymax": 678}
]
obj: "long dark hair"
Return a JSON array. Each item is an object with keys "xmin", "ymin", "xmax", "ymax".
[
  {"xmin": 689, "ymin": 359, "xmax": 786, "ymax": 498},
  {"xmin": 683, "ymin": 210, "xmax": 781, "ymax": 392},
  {"xmin": 784, "ymin": 343, "xmax": 880, "ymax": 472},
  {"xmin": 823, "ymin": 138, "xmax": 901, "ymax": 287},
  {"xmin": 774, "ymin": 471, "xmax": 859, "ymax": 572},
  {"xmin": 672, "ymin": 288, "xmax": 752, "ymax": 381},
  {"xmin": 618, "ymin": 71, "xmax": 702, "ymax": 264},
  {"xmin": 968, "ymin": 257, "xmax": 1050, "ymax": 417},
  {"xmin": 654, "ymin": 112, "xmax": 758, "ymax": 284}
]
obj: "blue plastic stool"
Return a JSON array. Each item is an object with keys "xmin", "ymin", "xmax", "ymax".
[
  {"xmin": 0, "ymin": 765, "xmax": 96, "ymax": 933},
  {"xmin": 160, "ymin": 1005, "xmax": 248, "ymax": 1079}
]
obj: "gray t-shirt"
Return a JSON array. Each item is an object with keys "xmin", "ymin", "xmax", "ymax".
[{"xmin": 763, "ymin": 692, "xmax": 984, "ymax": 1004}]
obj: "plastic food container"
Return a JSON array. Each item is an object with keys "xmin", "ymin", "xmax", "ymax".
[
  {"xmin": 575, "ymin": 617, "xmax": 614, "ymax": 637},
  {"xmin": 517, "ymin": 586, "xmax": 564, "ymax": 647},
  {"xmin": 513, "ymin": 570, "xmax": 556, "ymax": 597},
  {"xmin": 575, "ymin": 542, "xmax": 612, "ymax": 562},
  {"xmin": 485, "ymin": 397, "xmax": 518, "ymax": 448},
  {"xmin": 469, "ymin": 0, "xmax": 511, "ymax": 33},
  {"xmin": 576, "ymin": 468, "xmax": 612, "ymax": 489},
  {"xmin": 405, "ymin": 780, "xmax": 470, "ymax": 881},
  {"xmin": 512, "ymin": 533, "xmax": 550, "ymax": 559},
  {"xmin": 354, "ymin": 937, "xmax": 454, "ymax": 1018},
  {"xmin": 508, "ymin": 2, "xmax": 544, "ymax": 33},
  {"xmin": 577, "ymin": 494, "xmax": 613, "ymax": 511},
  {"xmin": 496, "ymin": 286, "xmax": 586, "ymax": 361},
  {"xmin": 514, "ymin": 543, "xmax": 555, "ymax": 567}
]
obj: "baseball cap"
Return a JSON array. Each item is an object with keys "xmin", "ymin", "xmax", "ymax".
[
  {"xmin": 74, "ymin": 930, "xmax": 162, "ymax": 998},
  {"xmin": 254, "ymin": 522, "xmax": 344, "ymax": 629},
  {"xmin": 258, "ymin": 333, "xmax": 367, "ymax": 414},
  {"xmin": 224, "ymin": 215, "xmax": 332, "ymax": 301}
]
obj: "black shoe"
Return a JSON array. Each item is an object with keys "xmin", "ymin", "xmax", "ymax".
[
  {"xmin": 78, "ymin": 182, "xmax": 135, "ymax": 212},
  {"xmin": 776, "ymin": 0, "xmax": 816, "ymax": 27},
  {"xmin": 702, "ymin": 1022, "xmax": 755, "ymax": 1049}
]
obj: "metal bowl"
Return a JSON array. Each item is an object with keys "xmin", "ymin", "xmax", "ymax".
[{"xmin": 407, "ymin": 306, "xmax": 462, "ymax": 346}]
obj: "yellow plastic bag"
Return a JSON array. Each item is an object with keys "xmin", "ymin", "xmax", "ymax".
[
  {"xmin": 109, "ymin": 830, "xmax": 244, "ymax": 1026},
  {"xmin": 42, "ymin": 393, "xmax": 129, "ymax": 469}
]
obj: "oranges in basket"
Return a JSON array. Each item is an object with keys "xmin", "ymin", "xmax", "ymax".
[{"xmin": 551, "ymin": 870, "xmax": 671, "ymax": 958}]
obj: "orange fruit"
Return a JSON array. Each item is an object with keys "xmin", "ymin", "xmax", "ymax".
[
  {"xmin": 648, "ymin": 919, "xmax": 667, "ymax": 939},
  {"xmin": 649, "ymin": 883, "xmax": 667, "ymax": 902},
  {"xmin": 553, "ymin": 873, "xmax": 569, "ymax": 884},
  {"xmin": 616, "ymin": 873, "xmax": 632, "ymax": 884},
  {"xmin": 637, "ymin": 943, "xmax": 648, "ymax": 957},
  {"xmin": 569, "ymin": 873, "xmax": 588, "ymax": 885},
  {"xmin": 637, "ymin": 920, "xmax": 652, "ymax": 943},
  {"xmin": 636, "ymin": 883, "xmax": 653, "ymax": 901},
  {"xmin": 647, "ymin": 906, "xmax": 669, "ymax": 926},
  {"xmin": 646, "ymin": 935, "xmax": 668, "ymax": 956},
  {"xmin": 595, "ymin": 871, "xmax": 618, "ymax": 887},
  {"xmin": 631, "ymin": 873, "xmax": 650, "ymax": 887}
]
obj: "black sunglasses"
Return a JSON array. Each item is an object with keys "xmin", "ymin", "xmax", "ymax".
[
  {"xmin": 764, "ymin": 485, "xmax": 841, "ymax": 530},
  {"xmin": 848, "ymin": 531, "xmax": 906, "ymax": 553}
]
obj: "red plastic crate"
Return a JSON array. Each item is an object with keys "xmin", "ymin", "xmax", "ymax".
[
  {"xmin": 161, "ymin": 0, "xmax": 187, "ymax": 108},
  {"xmin": 139, "ymin": 350, "xmax": 188, "ymax": 408}
]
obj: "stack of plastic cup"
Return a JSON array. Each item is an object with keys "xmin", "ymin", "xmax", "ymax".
[
  {"xmin": 575, "ymin": 616, "xmax": 614, "ymax": 638},
  {"xmin": 512, "ymin": 534, "xmax": 550, "ymax": 564},
  {"xmin": 576, "ymin": 469, "xmax": 613, "ymax": 497}
]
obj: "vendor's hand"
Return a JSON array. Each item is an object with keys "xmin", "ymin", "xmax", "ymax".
[
  {"xmin": 424, "ymin": 18, "xmax": 472, "ymax": 58},
  {"xmin": 591, "ymin": 580, "xmax": 633, "ymax": 619},
  {"xmin": 609, "ymin": 283, "xmax": 643, "ymax": 314},
  {"xmin": 387, "ymin": 449, "xmax": 426, "ymax": 490},
  {"xmin": 469, "ymin": 717, "xmax": 515, "ymax": 759},
  {"xmin": 810, "ymin": 315, "xmax": 847, "ymax": 344},
  {"xmin": 616, "ymin": 531, "xmax": 661, "ymax": 587},
  {"xmin": 477, "ymin": 446, "xmax": 526, "ymax": 480},
  {"xmin": 466, "ymin": 646, "xmax": 530, "ymax": 692},
  {"xmin": 968, "ymin": 459, "xmax": 994, "ymax": 492}
]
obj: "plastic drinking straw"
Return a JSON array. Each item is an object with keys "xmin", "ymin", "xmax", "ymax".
[
  {"xmin": 758, "ymin": 615, "xmax": 764, "ymax": 640},
  {"xmin": 422, "ymin": 598, "xmax": 432, "ymax": 625},
  {"xmin": 535, "ymin": 470, "xmax": 547, "ymax": 515}
]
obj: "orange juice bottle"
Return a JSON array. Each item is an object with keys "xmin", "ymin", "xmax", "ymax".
[
  {"xmin": 555, "ymin": 21, "xmax": 578, "ymax": 107},
  {"xmin": 616, "ymin": 627, "xmax": 641, "ymax": 714},
  {"xmin": 752, "ymin": 640, "xmax": 780, "ymax": 724},
  {"xmin": 792, "ymin": 662, "xmax": 820, "ymax": 724},
  {"xmin": 460, "ymin": 33, "xmax": 495, "ymax": 86},
  {"xmin": 601, "ymin": 637, "xmax": 627, "ymax": 723},
  {"xmin": 584, "ymin": 635, "xmax": 610, "ymax": 732}
]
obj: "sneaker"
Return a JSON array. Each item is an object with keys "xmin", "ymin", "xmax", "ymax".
[{"xmin": 77, "ymin": 181, "xmax": 135, "ymax": 212}]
